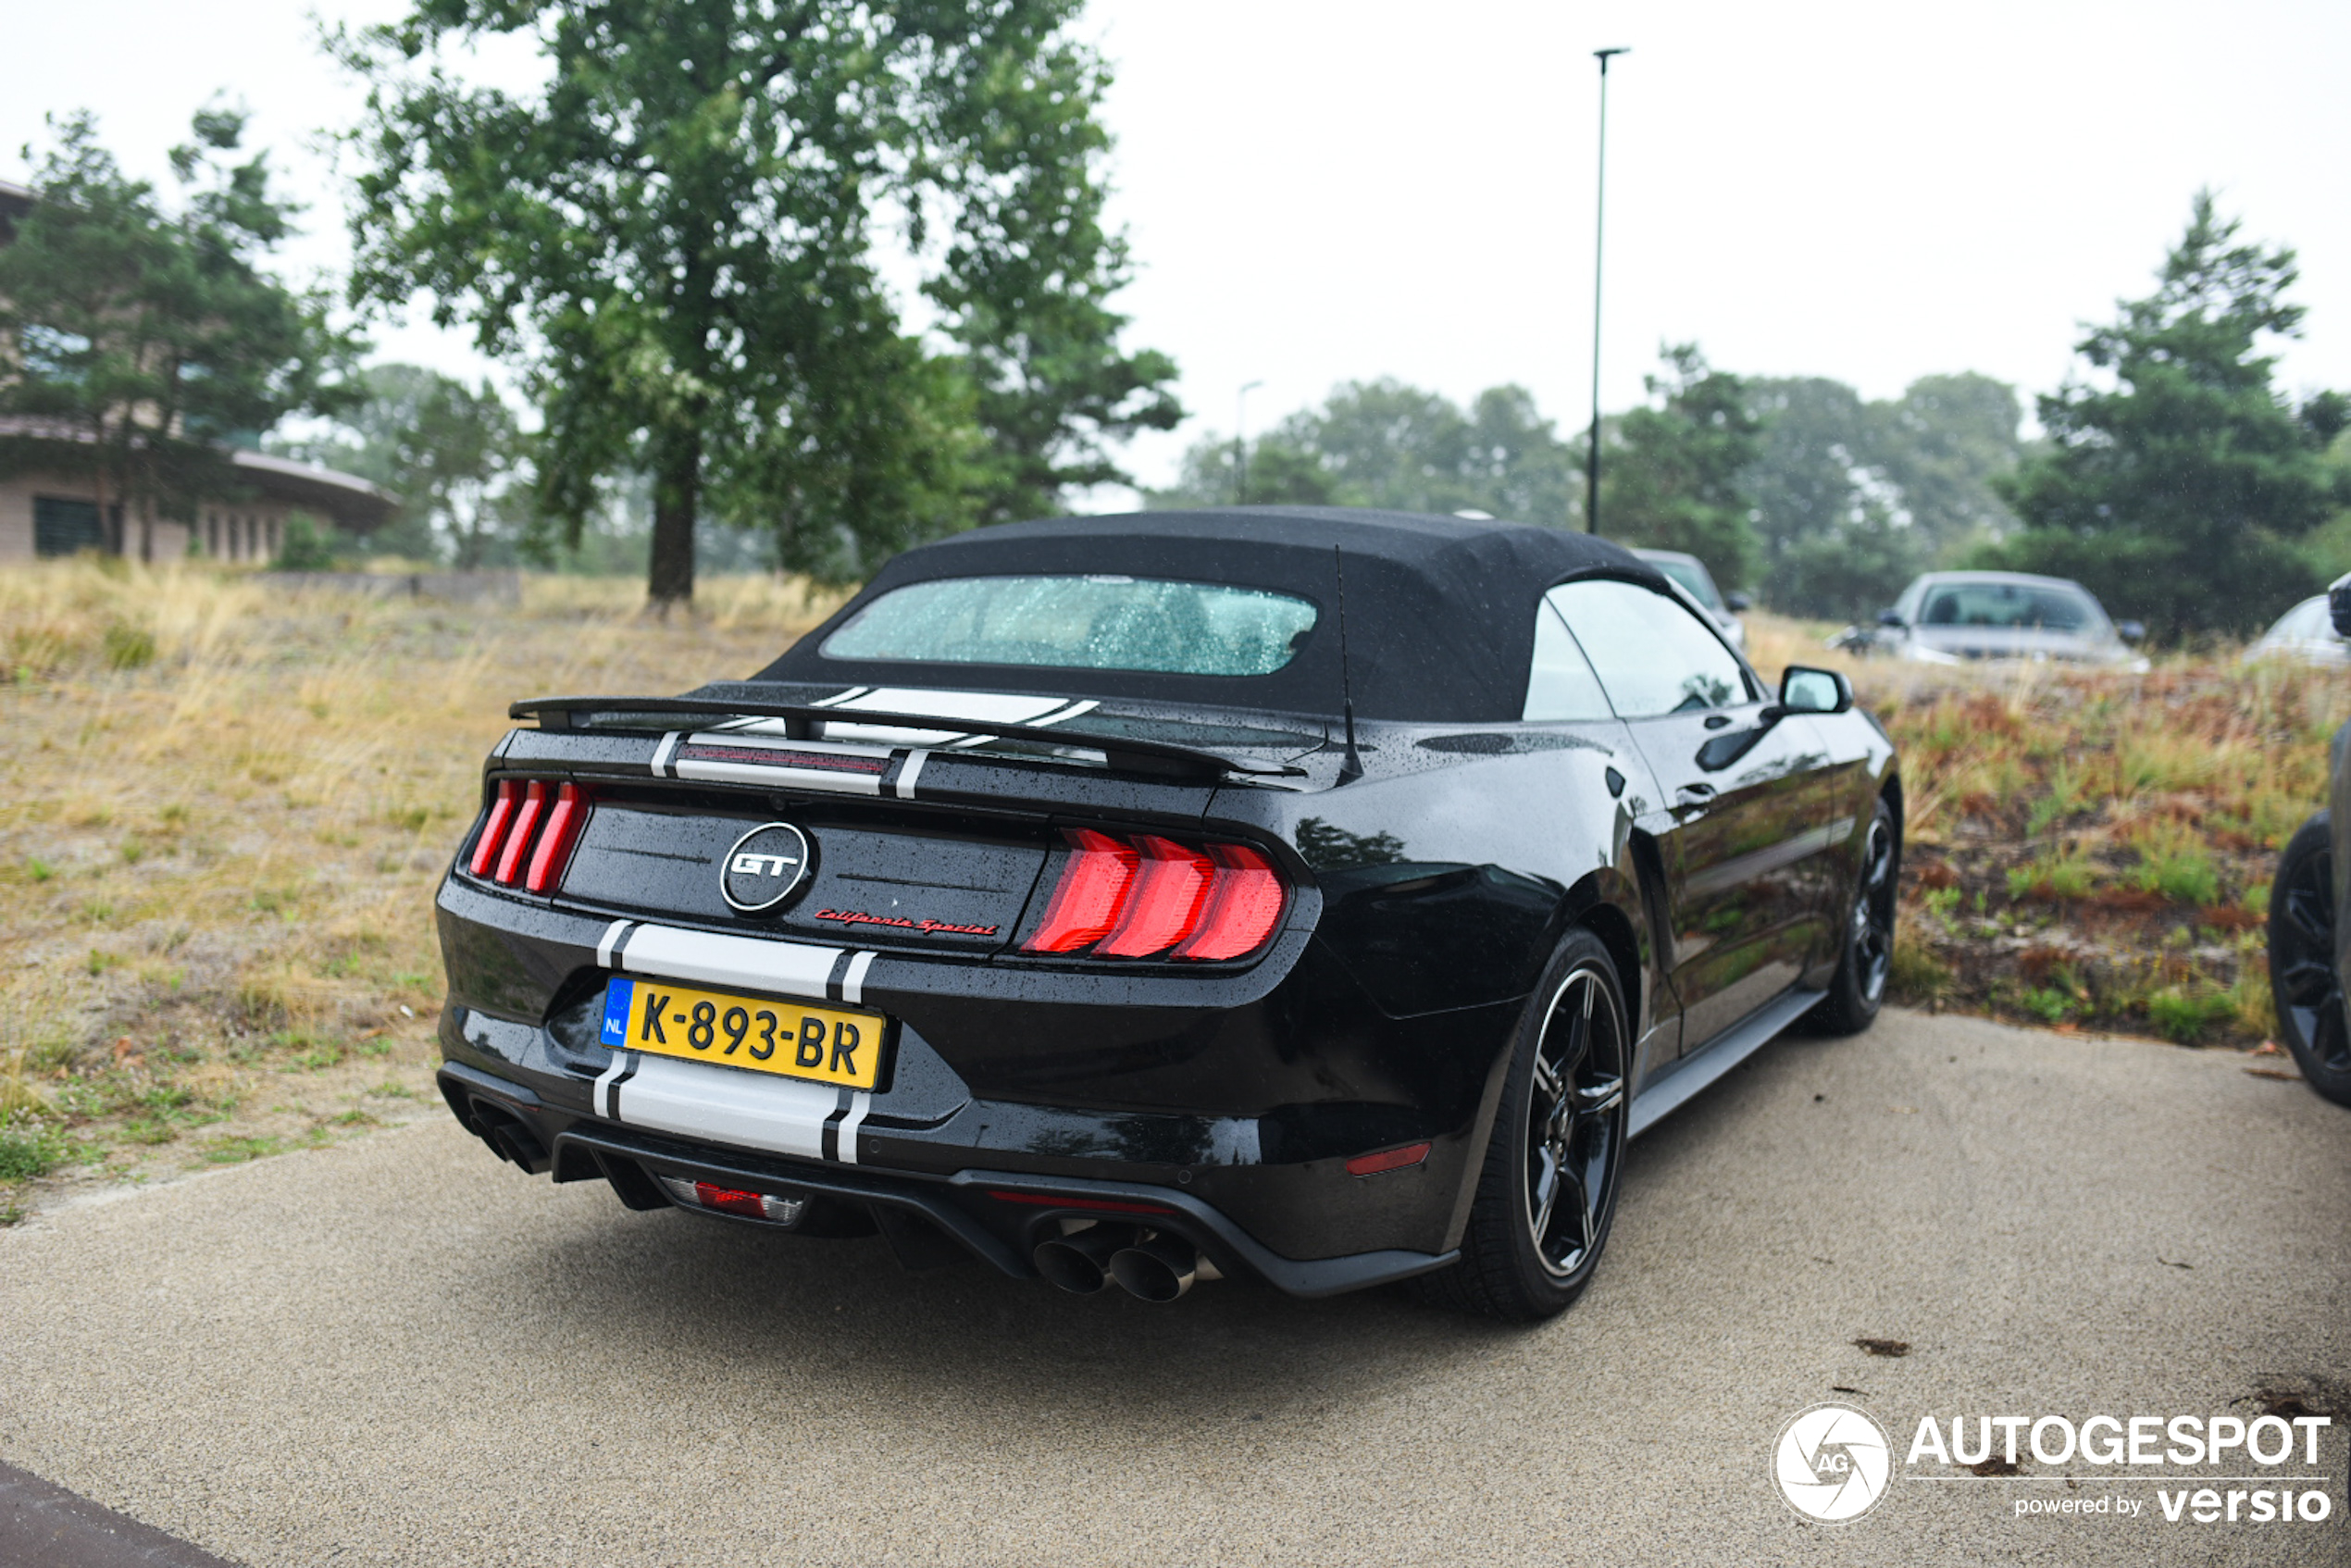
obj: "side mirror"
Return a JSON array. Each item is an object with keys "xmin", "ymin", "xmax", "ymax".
[
  {"xmin": 1875, "ymin": 608, "xmax": 1905, "ymax": 628},
  {"xmin": 1779, "ymin": 666, "xmax": 1854, "ymax": 716},
  {"xmin": 2331, "ymin": 572, "xmax": 2351, "ymax": 638},
  {"xmin": 1724, "ymin": 591, "xmax": 1752, "ymax": 614},
  {"xmin": 2116, "ymin": 620, "xmax": 2146, "ymax": 643}
]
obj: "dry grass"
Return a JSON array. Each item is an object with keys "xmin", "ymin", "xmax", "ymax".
[{"xmin": 0, "ymin": 560, "xmax": 845, "ymax": 1221}]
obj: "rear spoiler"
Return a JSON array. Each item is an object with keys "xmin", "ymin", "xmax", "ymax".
[{"xmin": 508, "ymin": 694, "xmax": 1308, "ymax": 782}]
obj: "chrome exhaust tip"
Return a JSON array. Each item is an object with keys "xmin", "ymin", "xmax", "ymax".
[
  {"xmin": 1031, "ymin": 1224, "xmax": 1131, "ymax": 1295},
  {"xmin": 1108, "ymin": 1232, "xmax": 1198, "ymax": 1302}
]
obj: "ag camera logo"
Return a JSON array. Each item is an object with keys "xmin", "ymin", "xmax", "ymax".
[{"xmin": 1774, "ymin": 1403, "xmax": 1893, "ymax": 1523}]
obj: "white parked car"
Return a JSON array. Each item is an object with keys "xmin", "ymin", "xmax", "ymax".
[
  {"xmin": 2247, "ymin": 595, "xmax": 2349, "ymax": 666},
  {"xmin": 1847, "ymin": 571, "xmax": 2146, "ymax": 670},
  {"xmin": 1630, "ymin": 548, "xmax": 1748, "ymax": 652}
]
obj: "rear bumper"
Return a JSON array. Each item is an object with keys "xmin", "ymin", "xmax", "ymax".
[{"xmin": 439, "ymin": 1058, "xmax": 1459, "ymax": 1299}]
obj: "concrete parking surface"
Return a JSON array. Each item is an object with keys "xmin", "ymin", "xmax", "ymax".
[{"xmin": 1, "ymin": 1008, "xmax": 2345, "ymax": 1567}]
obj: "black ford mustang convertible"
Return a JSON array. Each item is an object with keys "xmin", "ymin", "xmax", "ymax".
[{"xmin": 435, "ymin": 509, "xmax": 1900, "ymax": 1318}]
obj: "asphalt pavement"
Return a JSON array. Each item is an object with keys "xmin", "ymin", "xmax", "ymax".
[{"xmin": 1, "ymin": 1008, "xmax": 2345, "ymax": 1568}]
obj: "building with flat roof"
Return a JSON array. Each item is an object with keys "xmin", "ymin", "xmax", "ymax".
[{"xmin": 0, "ymin": 179, "xmax": 397, "ymax": 563}]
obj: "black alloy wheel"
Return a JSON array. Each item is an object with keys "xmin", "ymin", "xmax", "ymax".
[
  {"xmin": 2269, "ymin": 813, "xmax": 2351, "ymax": 1108},
  {"xmin": 1418, "ymin": 927, "xmax": 1629, "ymax": 1320},
  {"xmin": 1814, "ymin": 795, "xmax": 1899, "ymax": 1036}
]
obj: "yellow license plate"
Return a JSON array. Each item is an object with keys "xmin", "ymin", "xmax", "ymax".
[{"xmin": 600, "ymin": 977, "xmax": 887, "ymax": 1089}]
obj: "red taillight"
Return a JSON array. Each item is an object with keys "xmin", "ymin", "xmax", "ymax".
[
  {"xmin": 1022, "ymin": 830, "xmax": 1286, "ymax": 962},
  {"xmin": 1174, "ymin": 843, "xmax": 1286, "ymax": 961},
  {"xmin": 468, "ymin": 778, "xmax": 591, "ymax": 892},
  {"xmin": 467, "ymin": 779, "xmax": 520, "ymax": 877},
  {"xmin": 695, "ymin": 1183, "xmax": 766, "ymax": 1218},
  {"xmin": 524, "ymin": 783, "xmax": 586, "ymax": 893},
  {"xmin": 1024, "ymin": 829, "xmax": 1139, "ymax": 952},
  {"xmin": 1098, "ymin": 836, "xmax": 1216, "ymax": 957},
  {"xmin": 1345, "ymin": 1141, "xmax": 1431, "ymax": 1177},
  {"xmin": 493, "ymin": 780, "xmax": 549, "ymax": 885}
]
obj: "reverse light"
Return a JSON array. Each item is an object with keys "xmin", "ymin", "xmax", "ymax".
[
  {"xmin": 657, "ymin": 1175, "xmax": 806, "ymax": 1224},
  {"xmin": 1021, "ymin": 829, "xmax": 1287, "ymax": 961}
]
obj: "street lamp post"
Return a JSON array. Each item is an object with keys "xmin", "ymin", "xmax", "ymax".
[
  {"xmin": 1586, "ymin": 46, "xmax": 1629, "ymax": 535},
  {"xmin": 1236, "ymin": 380, "xmax": 1263, "ymax": 506}
]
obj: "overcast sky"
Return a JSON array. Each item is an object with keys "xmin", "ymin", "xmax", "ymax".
[{"xmin": 7, "ymin": 0, "xmax": 2348, "ymax": 496}]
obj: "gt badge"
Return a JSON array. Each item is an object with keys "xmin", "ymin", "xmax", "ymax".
[{"xmin": 719, "ymin": 822, "xmax": 813, "ymax": 914}]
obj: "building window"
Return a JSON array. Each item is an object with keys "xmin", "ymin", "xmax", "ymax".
[{"xmin": 34, "ymin": 496, "xmax": 112, "ymax": 558}]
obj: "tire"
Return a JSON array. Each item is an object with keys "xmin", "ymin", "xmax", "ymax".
[
  {"xmin": 1812, "ymin": 795, "xmax": 1898, "ymax": 1037},
  {"xmin": 1416, "ymin": 927, "xmax": 1630, "ymax": 1321},
  {"xmin": 2269, "ymin": 812, "xmax": 2351, "ymax": 1108}
]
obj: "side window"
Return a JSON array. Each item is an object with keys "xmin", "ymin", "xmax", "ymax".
[
  {"xmin": 1523, "ymin": 600, "xmax": 1615, "ymax": 721},
  {"xmin": 1547, "ymin": 579, "xmax": 1753, "ymax": 718}
]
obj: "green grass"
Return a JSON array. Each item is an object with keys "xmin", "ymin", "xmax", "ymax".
[
  {"xmin": 0, "ymin": 1119, "xmax": 68, "ymax": 1181},
  {"xmin": 2007, "ymin": 851, "xmax": 2098, "ymax": 901},
  {"xmin": 2146, "ymin": 986, "xmax": 2239, "ymax": 1045},
  {"xmin": 202, "ymin": 1134, "xmax": 285, "ymax": 1164}
]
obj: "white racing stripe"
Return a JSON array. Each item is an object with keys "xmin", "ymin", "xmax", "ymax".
[
  {"xmin": 616, "ymin": 925, "xmax": 844, "ymax": 1002},
  {"xmin": 592, "ymin": 1048, "xmax": 636, "ymax": 1120},
  {"xmin": 610, "ymin": 1053, "xmax": 839, "ymax": 1161},
  {"xmin": 890, "ymin": 748, "xmax": 928, "ymax": 799},
  {"xmin": 841, "ymin": 951, "xmax": 877, "ymax": 1007},
  {"xmin": 596, "ymin": 919, "xmax": 636, "ymax": 969},
  {"xmin": 837, "ymin": 1091, "xmax": 872, "ymax": 1165}
]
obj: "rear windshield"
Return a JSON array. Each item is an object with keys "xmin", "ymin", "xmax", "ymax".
[
  {"xmin": 1920, "ymin": 581, "xmax": 2101, "ymax": 632},
  {"xmin": 819, "ymin": 575, "xmax": 1320, "ymax": 678}
]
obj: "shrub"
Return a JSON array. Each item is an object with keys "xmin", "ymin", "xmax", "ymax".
[
  {"xmin": 0, "ymin": 1118, "xmax": 68, "ymax": 1182},
  {"xmin": 2146, "ymin": 985, "xmax": 2238, "ymax": 1045}
]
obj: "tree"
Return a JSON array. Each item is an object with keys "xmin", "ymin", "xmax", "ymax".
[
  {"xmin": 1599, "ymin": 343, "xmax": 1763, "ymax": 590},
  {"xmin": 339, "ymin": 0, "xmax": 1177, "ymax": 606},
  {"xmin": 1153, "ymin": 379, "xmax": 1576, "ymax": 523},
  {"xmin": 1982, "ymin": 193, "xmax": 2350, "ymax": 638},
  {"xmin": 1865, "ymin": 372, "xmax": 2021, "ymax": 558},
  {"xmin": 0, "ymin": 110, "xmax": 353, "ymax": 559},
  {"xmin": 282, "ymin": 363, "xmax": 522, "ymax": 566}
]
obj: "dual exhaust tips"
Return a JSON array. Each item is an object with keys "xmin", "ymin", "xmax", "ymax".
[{"xmin": 1032, "ymin": 1225, "xmax": 1208, "ymax": 1302}]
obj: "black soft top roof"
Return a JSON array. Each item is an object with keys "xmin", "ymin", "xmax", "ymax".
[{"xmin": 753, "ymin": 506, "xmax": 1669, "ymax": 722}]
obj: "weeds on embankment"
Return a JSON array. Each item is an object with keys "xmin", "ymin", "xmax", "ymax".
[
  {"xmin": 1745, "ymin": 617, "xmax": 2345, "ymax": 1050},
  {"xmin": 0, "ymin": 562, "xmax": 845, "ymax": 1221}
]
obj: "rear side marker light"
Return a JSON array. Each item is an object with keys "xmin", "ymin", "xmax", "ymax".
[
  {"xmin": 1346, "ymin": 1142, "xmax": 1431, "ymax": 1177},
  {"xmin": 658, "ymin": 1175, "xmax": 806, "ymax": 1225},
  {"xmin": 1022, "ymin": 831, "xmax": 1287, "ymax": 962},
  {"xmin": 987, "ymin": 1189, "xmax": 1176, "ymax": 1216}
]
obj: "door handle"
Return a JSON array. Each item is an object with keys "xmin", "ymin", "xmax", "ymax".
[{"xmin": 1676, "ymin": 781, "xmax": 1717, "ymax": 802}]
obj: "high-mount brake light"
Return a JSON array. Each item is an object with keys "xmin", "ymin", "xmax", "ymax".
[
  {"xmin": 1023, "ymin": 830, "xmax": 1286, "ymax": 962},
  {"xmin": 493, "ymin": 780, "xmax": 550, "ymax": 885},
  {"xmin": 1023, "ymin": 829, "xmax": 1139, "ymax": 952},
  {"xmin": 1098, "ymin": 835, "xmax": 1216, "ymax": 957},
  {"xmin": 1173, "ymin": 843, "xmax": 1286, "ymax": 961},
  {"xmin": 468, "ymin": 779, "xmax": 520, "ymax": 877},
  {"xmin": 524, "ymin": 783, "xmax": 586, "ymax": 893}
]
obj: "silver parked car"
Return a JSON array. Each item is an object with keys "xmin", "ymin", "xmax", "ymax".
[
  {"xmin": 2247, "ymin": 595, "xmax": 2349, "ymax": 666},
  {"xmin": 1630, "ymin": 547, "xmax": 1748, "ymax": 652},
  {"xmin": 1856, "ymin": 571, "xmax": 2146, "ymax": 668}
]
